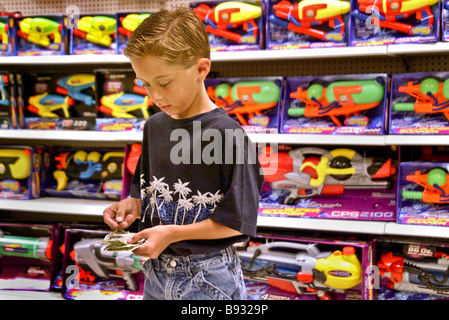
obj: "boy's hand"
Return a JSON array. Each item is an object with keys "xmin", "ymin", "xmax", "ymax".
[
  {"xmin": 103, "ymin": 198, "xmax": 141, "ymax": 230},
  {"xmin": 129, "ymin": 225, "xmax": 174, "ymax": 259}
]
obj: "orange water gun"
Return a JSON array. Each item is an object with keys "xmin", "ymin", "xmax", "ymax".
[
  {"xmin": 207, "ymin": 80, "xmax": 281, "ymax": 126},
  {"xmin": 393, "ymin": 77, "xmax": 449, "ymax": 121},
  {"xmin": 193, "ymin": 1, "xmax": 262, "ymax": 44},
  {"xmin": 402, "ymin": 167, "xmax": 449, "ymax": 204}
]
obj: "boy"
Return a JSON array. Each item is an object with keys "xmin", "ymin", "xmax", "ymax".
[{"xmin": 103, "ymin": 6, "xmax": 264, "ymax": 300}]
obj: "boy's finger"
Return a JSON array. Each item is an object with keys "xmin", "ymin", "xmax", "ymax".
[{"xmin": 103, "ymin": 207, "xmax": 118, "ymax": 229}]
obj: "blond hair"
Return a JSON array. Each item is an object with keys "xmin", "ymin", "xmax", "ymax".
[{"xmin": 123, "ymin": 6, "xmax": 210, "ymax": 68}]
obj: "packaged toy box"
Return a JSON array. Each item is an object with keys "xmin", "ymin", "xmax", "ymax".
[
  {"xmin": 397, "ymin": 160, "xmax": 449, "ymax": 227},
  {"xmin": 281, "ymin": 74, "xmax": 388, "ymax": 134},
  {"xmin": 349, "ymin": 0, "xmax": 440, "ymax": 46},
  {"xmin": 12, "ymin": 15, "xmax": 66, "ymax": 55},
  {"xmin": 205, "ymin": 76, "xmax": 283, "ymax": 133},
  {"xmin": 42, "ymin": 146, "xmax": 124, "ymax": 200},
  {"xmin": 16, "ymin": 71, "xmax": 97, "ymax": 130},
  {"xmin": 190, "ymin": 0, "xmax": 264, "ymax": 51},
  {"xmin": 238, "ymin": 232, "xmax": 375, "ymax": 300},
  {"xmin": 375, "ymin": 237, "xmax": 449, "ymax": 299},
  {"xmin": 266, "ymin": 0, "xmax": 351, "ymax": 49},
  {"xmin": 390, "ymin": 71, "xmax": 449, "ymax": 135},
  {"xmin": 95, "ymin": 69, "xmax": 159, "ymax": 131},
  {"xmin": 61, "ymin": 228, "xmax": 146, "ymax": 300},
  {"xmin": 443, "ymin": 1, "xmax": 449, "ymax": 41},
  {"xmin": 70, "ymin": 14, "xmax": 116, "ymax": 55},
  {"xmin": 258, "ymin": 144, "xmax": 398, "ymax": 221},
  {"xmin": 0, "ymin": 145, "xmax": 43, "ymax": 199},
  {"xmin": 0, "ymin": 72, "xmax": 18, "ymax": 129},
  {"xmin": 0, "ymin": 15, "xmax": 12, "ymax": 56},
  {"xmin": 116, "ymin": 12, "xmax": 152, "ymax": 54},
  {"xmin": 0, "ymin": 223, "xmax": 60, "ymax": 292}
]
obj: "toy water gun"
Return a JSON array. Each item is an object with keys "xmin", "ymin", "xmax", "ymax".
[
  {"xmin": 207, "ymin": 80, "xmax": 281, "ymax": 126},
  {"xmin": 0, "ymin": 74, "xmax": 9, "ymax": 106},
  {"xmin": 118, "ymin": 13, "xmax": 151, "ymax": 37},
  {"xmin": 27, "ymin": 92, "xmax": 73, "ymax": 118},
  {"xmin": 288, "ymin": 77, "xmax": 385, "ymax": 126},
  {"xmin": 56, "ymin": 74, "xmax": 96, "ymax": 106},
  {"xmin": 0, "ymin": 21, "xmax": 8, "ymax": 45},
  {"xmin": 379, "ymin": 251, "xmax": 449, "ymax": 296},
  {"xmin": 99, "ymin": 92, "xmax": 154, "ymax": 119},
  {"xmin": 194, "ymin": 1, "xmax": 261, "ymax": 44},
  {"xmin": 0, "ymin": 148, "xmax": 32, "ymax": 181},
  {"xmin": 17, "ymin": 17, "xmax": 61, "ymax": 48},
  {"xmin": 269, "ymin": 0, "xmax": 350, "ymax": 42},
  {"xmin": 393, "ymin": 77, "xmax": 449, "ymax": 121},
  {"xmin": 352, "ymin": 0, "xmax": 438, "ymax": 35},
  {"xmin": 69, "ymin": 238, "xmax": 145, "ymax": 291},
  {"xmin": 52, "ymin": 150, "xmax": 124, "ymax": 191},
  {"xmin": 239, "ymin": 241, "xmax": 362, "ymax": 300},
  {"xmin": 402, "ymin": 167, "xmax": 449, "ymax": 204},
  {"xmin": 0, "ymin": 229, "xmax": 52, "ymax": 260},
  {"xmin": 259, "ymin": 146, "xmax": 396, "ymax": 204},
  {"xmin": 73, "ymin": 16, "xmax": 116, "ymax": 47}
]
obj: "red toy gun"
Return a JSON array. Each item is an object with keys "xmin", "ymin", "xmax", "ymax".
[
  {"xmin": 193, "ymin": 1, "xmax": 261, "ymax": 44},
  {"xmin": 402, "ymin": 167, "xmax": 449, "ymax": 204},
  {"xmin": 259, "ymin": 146, "xmax": 396, "ymax": 204},
  {"xmin": 269, "ymin": 0, "xmax": 350, "ymax": 42},
  {"xmin": 379, "ymin": 251, "xmax": 449, "ymax": 296},
  {"xmin": 393, "ymin": 77, "xmax": 449, "ymax": 121},
  {"xmin": 352, "ymin": 0, "xmax": 438, "ymax": 35},
  {"xmin": 207, "ymin": 80, "xmax": 281, "ymax": 126},
  {"xmin": 288, "ymin": 78, "xmax": 385, "ymax": 126}
]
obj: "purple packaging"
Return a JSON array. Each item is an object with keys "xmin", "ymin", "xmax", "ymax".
[
  {"xmin": 239, "ymin": 233, "xmax": 375, "ymax": 300},
  {"xmin": 349, "ymin": 0, "xmax": 440, "ymax": 46},
  {"xmin": 0, "ymin": 223, "xmax": 60, "ymax": 292},
  {"xmin": 390, "ymin": 71, "xmax": 449, "ymax": 135},
  {"xmin": 266, "ymin": 0, "xmax": 351, "ymax": 50},
  {"xmin": 443, "ymin": 1, "xmax": 449, "ymax": 41},
  {"xmin": 190, "ymin": 0, "xmax": 264, "ymax": 52},
  {"xmin": 258, "ymin": 144, "xmax": 398, "ymax": 221},
  {"xmin": 205, "ymin": 76, "xmax": 283, "ymax": 133},
  {"xmin": 397, "ymin": 161, "xmax": 449, "ymax": 227},
  {"xmin": 281, "ymin": 74, "xmax": 388, "ymax": 135}
]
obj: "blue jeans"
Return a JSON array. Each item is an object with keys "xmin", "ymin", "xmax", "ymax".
[{"xmin": 142, "ymin": 246, "xmax": 246, "ymax": 300}]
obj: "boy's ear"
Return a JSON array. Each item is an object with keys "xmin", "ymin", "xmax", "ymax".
[{"xmin": 196, "ymin": 58, "xmax": 211, "ymax": 80}]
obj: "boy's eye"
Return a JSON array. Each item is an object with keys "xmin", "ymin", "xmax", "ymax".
[{"xmin": 159, "ymin": 81, "xmax": 170, "ymax": 87}]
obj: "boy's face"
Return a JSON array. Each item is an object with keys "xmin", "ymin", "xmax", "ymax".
[{"xmin": 130, "ymin": 55, "xmax": 211, "ymax": 119}]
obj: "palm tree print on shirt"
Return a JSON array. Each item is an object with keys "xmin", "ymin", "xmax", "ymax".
[{"xmin": 140, "ymin": 175, "xmax": 224, "ymax": 225}]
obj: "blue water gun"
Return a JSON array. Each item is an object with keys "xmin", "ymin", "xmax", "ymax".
[{"xmin": 56, "ymin": 74, "xmax": 96, "ymax": 106}]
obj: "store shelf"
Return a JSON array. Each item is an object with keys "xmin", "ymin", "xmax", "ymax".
[
  {"xmin": 4, "ymin": 130, "xmax": 449, "ymax": 146},
  {"xmin": 0, "ymin": 197, "xmax": 115, "ymax": 216},
  {"xmin": 1, "ymin": 197, "xmax": 448, "ymax": 239},
  {"xmin": 0, "ymin": 290, "xmax": 63, "ymax": 300},
  {"xmin": 386, "ymin": 135, "xmax": 449, "ymax": 146},
  {"xmin": 1, "ymin": 42, "xmax": 449, "ymax": 66},
  {"xmin": 386, "ymin": 42, "xmax": 449, "ymax": 55},
  {"xmin": 257, "ymin": 216, "xmax": 387, "ymax": 235},
  {"xmin": 248, "ymin": 133, "xmax": 387, "ymax": 145},
  {"xmin": 0, "ymin": 129, "xmax": 143, "ymax": 143}
]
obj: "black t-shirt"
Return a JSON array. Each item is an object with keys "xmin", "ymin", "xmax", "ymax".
[{"xmin": 130, "ymin": 107, "xmax": 264, "ymax": 256}]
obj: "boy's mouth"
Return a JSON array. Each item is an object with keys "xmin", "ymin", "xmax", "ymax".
[{"xmin": 159, "ymin": 105, "xmax": 170, "ymax": 112}]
